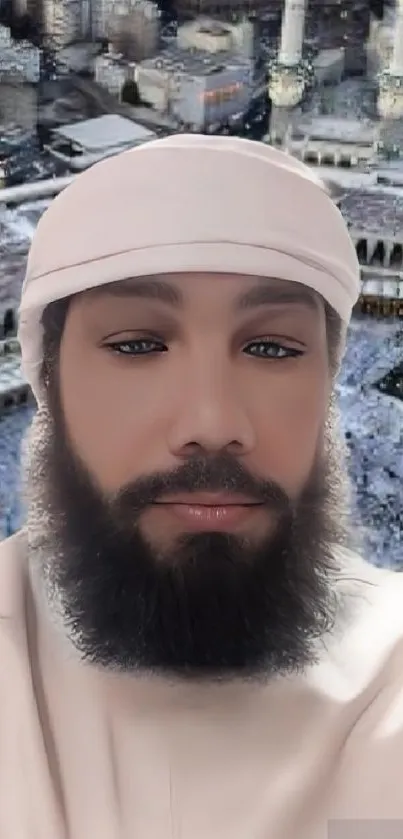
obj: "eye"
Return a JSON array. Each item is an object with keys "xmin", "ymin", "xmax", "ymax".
[
  {"xmin": 243, "ymin": 340, "xmax": 304, "ymax": 360},
  {"xmin": 105, "ymin": 338, "xmax": 168, "ymax": 356}
]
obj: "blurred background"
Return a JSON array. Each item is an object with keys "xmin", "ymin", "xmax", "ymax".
[{"xmin": 0, "ymin": 0, "xmax": 401, "ymax": 564}]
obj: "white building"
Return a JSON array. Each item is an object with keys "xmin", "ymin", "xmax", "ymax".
[
  {"xmin": 282, "ymin": 117, "xmax": 378, "ymax": 168},
  {"xmin": 94, "ymin": 14, "xmax": 257, "ymax": 123},
  {"xmin": 177, "ymin": 17, "xmax": 233, "ymax": 52},
  {"xmin": 0, "ymin": 25, "xmax": 40, "ymax": 84},
  {"xmin": 45, "ymin": 114, "xmax": 156, "ymax": 171},
  {"xmin": 176, "ymin": 16, "xmax": 257, "ymax": 59},
  {"xmin": 94, "ymin": 51, "xmax": 132, "ymax": 98},
  {"xmin": 136, "ymin": 45, "xmax": 253, "ymax": 128}
]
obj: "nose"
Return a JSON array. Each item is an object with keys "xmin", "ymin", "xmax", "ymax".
[{"xmin": 167, "ymin": 360, "xmax": 256, "ymax": 458}]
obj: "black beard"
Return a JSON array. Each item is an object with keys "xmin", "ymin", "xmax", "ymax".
[{"xmin": 24, "ymin": 398, "xmax": 351, "ymax": 684}]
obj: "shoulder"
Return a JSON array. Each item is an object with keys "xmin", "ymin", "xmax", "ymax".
[
  {"xmin": 312, "ymin": 548, "xmax": 403, "ymax": 698},
  {"xmin": 324, "ymin": 553, "xmax": 403, "ymax": 815},
  {"xmin": 338, "ymin": 549, "xmax": 403, "ymax": 636}
]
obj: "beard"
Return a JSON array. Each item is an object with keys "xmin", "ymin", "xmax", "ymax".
[{"xmin": 23, "ymin": 393, "xmax": 353, "ymax": 685}]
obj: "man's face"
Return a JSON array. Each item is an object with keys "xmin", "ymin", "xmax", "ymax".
[
  {"xmin": 27, "ymin": 272, "xmax": 350, "ymax": 682},
  {"xmin": 61, "ymin": 272, "xmax": 330, "ymax": 543}
]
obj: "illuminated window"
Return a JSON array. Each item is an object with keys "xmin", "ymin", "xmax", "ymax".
[{"xmin": 201, "ymin": 82, "xmax": 241, "ymax": 104}]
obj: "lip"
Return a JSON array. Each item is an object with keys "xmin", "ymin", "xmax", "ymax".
[
  {"xmin": 155, "ymin": 492, "xmax": 261, "ymax": 506},
  {"xmin": 152, "ymin": 494, "xmax": 263, "ymax": 532}
]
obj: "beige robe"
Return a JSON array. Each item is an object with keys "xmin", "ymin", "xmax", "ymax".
[{"xmin": 1, "ymin": 530, "xmax": 403, "ymax": 839}]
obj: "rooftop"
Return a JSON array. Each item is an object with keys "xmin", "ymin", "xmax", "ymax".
[
  {"xmin": 53, "ymin": 114, "xmax": 155, "ymax": 152},
  {"xmin": 140, "ymin": 44, "xmax": 250, "ymax": 77},
  {"xmin": 339, "ymin": 189, "xmax": 403, "ymax": 237},
  {"xmin": 180, "ymin": 17, "xmax": 233, "ymax": 36},
  {"xmin": 313, "ymin": 48, "xmax": 344, "ymax": 68},
  {"xmin": 294, "ymin": 116, "xmax": 376, "ymax": 145},
  {"xmin": 306, "ymin": 79, "xmax": 377, "ymax": 124}
]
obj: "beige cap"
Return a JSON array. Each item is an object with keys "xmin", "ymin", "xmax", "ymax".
[{"xmin": 18, "ymin": 133, "xmax": 360, "ymax": 403}]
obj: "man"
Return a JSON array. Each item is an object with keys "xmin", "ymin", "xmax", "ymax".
[{"xmin": 1, "ymin": 134, "xmax": 402, "ymax": 839}]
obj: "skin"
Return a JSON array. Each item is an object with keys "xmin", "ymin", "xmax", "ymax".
[{"xmin": 59, "ymin": 272, "xmax": 331, "ymax": 553}]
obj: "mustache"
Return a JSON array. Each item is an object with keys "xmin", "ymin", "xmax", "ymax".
[{"xmin": 110, "ymin": 452, "xmax": 291, "ymax": 515}]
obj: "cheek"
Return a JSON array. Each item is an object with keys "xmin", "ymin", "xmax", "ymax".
[
  {"xmin": 252, "ymin": 371, "xmax": 327, "ymax": 495},
  {"xmin": 59, "ymin": 350, "xmax": 173, "ymax": 492}
]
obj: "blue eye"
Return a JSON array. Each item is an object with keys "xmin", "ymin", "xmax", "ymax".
[
  {"xmin": 105, "ymin": 339, "xmax": 303, "ymax": 360},
  {"xmin": 107, "ymin": 339, "xmax": 167, "ymax": 356},
  {"xmin": 243, "ymin": 341, "xmax": 303, "ymax": 359}
]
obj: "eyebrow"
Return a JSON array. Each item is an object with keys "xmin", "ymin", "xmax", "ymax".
[
  {"xmin": 99, "ymin": 277, "xmax": 182, "ymax": 306},
  {"xmin": 98, "ymin": 276, "xmax": 318, "ymax": 312},
  {"xmin": 235, "ymin": 283, "xmax": 318, "ymax": 312}
]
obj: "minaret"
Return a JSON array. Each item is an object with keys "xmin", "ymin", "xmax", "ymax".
[
  {"xmin": 377, "ymin": 0, "xmax": 403, "ymax": 121},
  {"xmin": 268, "ymin": 0, "xmax": 308, "ymax": 145},
  {"xmin": 278, "ymin": 0, "xmax": 305, "ymax": 68},
  {"xmin": 389, "ymin": 0, "xmax": 403, "ymax": 77},
  {"xmin": 377, "ymin": 0, "xmax": 403, "ymax": 155}
]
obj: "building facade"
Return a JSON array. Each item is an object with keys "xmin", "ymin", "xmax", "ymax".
[
  {"xmin": 94, "ymin": 50, "xmax": 130, "ymax": 97},
  {"xmin": 136, "ymin": 45, "xmax": 253, "ymax": 127},
  {"xmin": 171, "ymin": 0, "xmax": 370, "ymax": 60},
  {"xmin": 340, "ymin": 189, "xmax": 403, "ymax": 273},
  {"xmin": 41, "ymin": 0, "xmax": 84, "ymax": 48},
  {"xmin": 279, "ymin": 117, "xmax": 378, "ymax": 167},
  {"xmin": 105, "ymin": 0, "xmax": 160, "ymax": 59},
  {"xmin": 0, "ymin": 24, "xmax": 40, "ymax": 83}
]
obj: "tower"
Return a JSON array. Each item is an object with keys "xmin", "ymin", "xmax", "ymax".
[
  {"xmin": 278, "ymin": 0, "xmax": 304, "ymax": 68},
  {"xmin": 377, "ymin": 0, "xmax": 403, "ymax": 155},
  {"xmin": 268, "ymin": 0, "xmax": 308, "ymax": 145}
]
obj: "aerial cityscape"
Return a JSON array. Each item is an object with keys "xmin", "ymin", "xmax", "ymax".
[{"xmin": 0, "ymin": 0, "xmax": 401, "ymax": 565}]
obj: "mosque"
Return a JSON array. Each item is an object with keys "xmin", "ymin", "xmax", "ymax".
[{"xmin": 262, "ymin": 0, "xmax": 403, "ymax": 317}]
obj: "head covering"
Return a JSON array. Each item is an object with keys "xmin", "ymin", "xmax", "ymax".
[{"xmin": 18, "ymin": 133, "xmax": 360, "ymax": 403}]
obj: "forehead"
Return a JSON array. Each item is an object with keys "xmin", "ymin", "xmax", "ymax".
[{"xmin": 83, "ymin": 272, "xmax": 322, "ymax": 313}]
